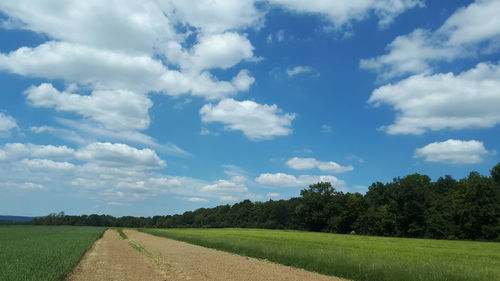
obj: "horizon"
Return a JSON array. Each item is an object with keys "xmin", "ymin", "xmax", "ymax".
[{"xmin": 1, "ymin": 0, "xmax": 499, "ymax": 217}]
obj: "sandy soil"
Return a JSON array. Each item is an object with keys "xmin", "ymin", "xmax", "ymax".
[{"xmin": 66, "ymin": 229, "xmax": 347, "ymax": 281}]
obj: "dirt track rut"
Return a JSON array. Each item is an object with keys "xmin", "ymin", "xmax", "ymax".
[{"xmin": 66, "ymin": 229, "xmax": 347, "ymax": 281}]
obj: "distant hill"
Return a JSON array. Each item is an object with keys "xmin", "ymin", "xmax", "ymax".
[{"xmin": 0, "ymin": 215, "xmax": 40, "ymax": 222}]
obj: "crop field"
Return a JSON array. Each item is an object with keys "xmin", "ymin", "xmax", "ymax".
[
  {"xmin": 141, "ymin": 228, "xmax": 500, "ymax": 281},
  {"xmin": 0, "ymin": 226, "xmax": 104, "ymax": 281}
]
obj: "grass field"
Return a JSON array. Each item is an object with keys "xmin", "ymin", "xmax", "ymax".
[
  {"xmin": 141, "ymin": 228, "xmax": 500, "ymax": 281},
  {"xmin": 0, "ymin": 226, "xmax": 104, "ymax": 281}
]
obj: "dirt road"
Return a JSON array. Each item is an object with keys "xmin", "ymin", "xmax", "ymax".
[{"xmin": 67, "ymin": 229, "xmax": 347, "ymax": 281}]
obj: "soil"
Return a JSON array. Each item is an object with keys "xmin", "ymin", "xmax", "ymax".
[{"xmin": 66, "ymin": 229, "xmax": 347, "ymax": 281}]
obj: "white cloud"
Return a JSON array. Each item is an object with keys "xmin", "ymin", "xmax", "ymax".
[
  {"xmin": 286, "ymin": 157, "xmax": 353, "ymax": 173},
  {"xmin": 170, "ymin": 32, "xmax": 255, "ymax": 71},
  {"xmin": 0, "ymin": 0, "xmax": 175, "ymax": 55},
  {"xmin": 266, "ymin": 192, "xmax": 281, "ymax": 198},
  {"xmin": 199, "ymin": 175, "xmax": 252, "ymax": 202},
  {"xmin": 255, "ymin": 173, "xmax": 346, "ymax": 188},
  {"xmin": 0, "ymin": 41, "xmax": 171, "ymax": 93},
  {"xmin": 361, "ymin": 0, "xmax": 500, "ymax": 79},
  {"xmin": 0, "ymin": 112, "xmax": 17, "ymax": 137},
  {"xmin": 360, "ymin": 29, "xmax": 459, "ymax": 79},
  {"xmin": 75, "ymin": 142, "xmax": 166, "ymax": 169},
  {"xmin": 0, "ymin": 142, "xmax": 166, "ymax": 169},
  {"xmin": 182, "ymin": 197, "xmax": 209, "ymax": 203},
  {"xmin": 201, "ymin": 179, "xmax": 248, "ymax": 194},
  {"xmin": 50, "ymin": 119, "xmax": 190, "ymax": 157},
  {"xmin": 268, "ymin": 0, "xmax": 423, "ymax": 29},
  {"xmin": 286, "ymin": 66, "xmax": 315, "ymax": 77},
  {"xmin": 437, "ymin": 0, "xmax": 500, "ymax": 47},
  {"xmin": 25, "ymin": 83, "xmax": 152, "ymax": 131},
  {"xmin": 21, "ymin": 159, "xmax": 76, "ymax": 173},
  {"xmin": 200, "ymin": 98, "xmax": 296, "ymax": 140},
  {"xmin": 0, "ymin": 143, "xmax": 75, "ymax": 160},
  {"xmin": 0, "ymin": 30, "xmax": 254, "ymax": 101},
  {"xmin": 0, "ymin": 181, "xmax": 46, "ymax": 191},
  {"xmin": 415, "ymin": 139, "xmax": 490, "ymax": 164},
  {"xmin": 167, "ymin": 0, "xmax": 264, "ymax": 33},
  {"xmin": 368, "ymin": 62, "xmax": 500, "ymax": 135},
  {"xmin": 321, "ymin": 124, "xmax": 332, "ymax": 133},
  {"xmin": 267, "ymin": 30, "xmax": 286, "ymax": 44},
  {"xmin": 0, "ymin": 141, "xmax": 272, "ymax": 202}
]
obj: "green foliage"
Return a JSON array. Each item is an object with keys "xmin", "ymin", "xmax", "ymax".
[
  {"xmin": 141, "ymin": 228, "xmax": 500, "ymax": 281},
  {"xmin": 0, "ymin": 226, "xmax": 104, "ymax": 281},
  {"xmin": 491, "ymin": 163, "xmax": 500, "ymax": 185}
]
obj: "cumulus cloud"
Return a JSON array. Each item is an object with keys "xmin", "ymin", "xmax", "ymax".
[
  {"xmin": 255, "ymin": 173, "xmax": 346, "ymax": 188},
  {"xmin": 75, "ymin": 142, "xmax": 166, "ymax": 169},
  {"xmin": 25, "ymin": 83, "xmax": 152, "ymax": 131},
  {"xmin": 286, "ymin": 66, "xmax": 315, "ymax": 77},
  {"xmin": 268, "ymin": 0, "xmax": 423, "ymax": 29},
  {"xmin": 21, "ymin": 158, "xmax": 76, "ymax": 173},
  {"xmin": 414, "ymin": 139, "xmax": 490, "ymax": 164},
  {"xmin": 0, "ymin": 142, "xmax": 166, "ymax": 169},
  {"xmin": 169, "ymin": 32, "xmax": 255, "ymax": 71},
  {"xmin": 361, "ymin": 0, "xmax": 500, "ymax": 79},
  {"xmin": 0, "ymin": 141, "xmax": 266, "ymax": 203},
  {"xmin": 167, "ymin": 0, "xmax": 264, "ymax": 33},
  {"xmin": 286, "ymin": 157, "xmax": 353, "ymax": 173},
  {"xmin": 0, "ymin": 41, "xmax": 169, "ymax": 93},
  {"xmin": 200, "ymin": 98, "xmax": 296, "ymax": 140},
  {"xmin": 0, "ymin": 143, "xmax": 75, "ymax": 160},
  {"xmin": 0, "ymin": 112, "xmax": 17, "ymax": 137},
  {"xmin": 0, "ymin": 0, "xmax": 175, "ymax": 55},
  {"xmin": 368, "ymin": 62, "xmax": 500, "ymax": 135},
  {"xmin": 195, "ymin": 175, "xmax": 262, "ymax": 202},
  {"xmin": 0, "ymin": 1, "xmax": 260, "ymax": 116}
]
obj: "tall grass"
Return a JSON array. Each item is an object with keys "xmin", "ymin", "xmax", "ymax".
[
  {"xmin": 141, "ymin": 228, "xmax": 500, "ymax": 281},
  {"xmin": 0, "ymin": 226, "xmax": 104, "ymax": 281}
]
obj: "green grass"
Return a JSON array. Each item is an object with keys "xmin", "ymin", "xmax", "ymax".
[
  {"xmin": 141, "ymin": 228, "xmax": 500, "ymax": 281},
  {"xmin": 0, "ymin": 226, "xmax": 104, "ymax": 281},
  {"xmin": 116, "ymin": 228, "xmax": 128, "ymax": 239}
]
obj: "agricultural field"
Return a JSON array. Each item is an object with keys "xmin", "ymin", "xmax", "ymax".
[
  {"xmin": 0, "ymin": 226, "xmax": 104, "ymax": 281},
  {"xmin": 141, "ymin": 228, "xmax": 500, "ymax": 281}
]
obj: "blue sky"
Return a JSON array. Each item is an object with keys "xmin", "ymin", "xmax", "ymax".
[{"xmin": 1, "ymin": 0, "xmax": 499, "ymax": 217}]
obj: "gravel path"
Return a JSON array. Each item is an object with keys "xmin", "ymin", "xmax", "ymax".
[{"xmin": 67, "ymin": 229, "xmax": 347, "ymax": 281}]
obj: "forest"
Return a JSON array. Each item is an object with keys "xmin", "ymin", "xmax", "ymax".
[{"xmin": 29, "ymin": 163, "xmax": 500, "ymax": 241}]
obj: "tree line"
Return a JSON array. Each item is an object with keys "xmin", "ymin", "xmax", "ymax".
[{"xmin": 30, "ymin": 163, "xmax": 500, "ymax": 241}]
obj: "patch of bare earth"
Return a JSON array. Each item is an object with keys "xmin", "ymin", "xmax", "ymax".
[{"xmin": 67, "ymin": 229, "xmax": 347, "ymax": 281}]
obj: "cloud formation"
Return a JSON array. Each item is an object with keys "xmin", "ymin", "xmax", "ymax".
[
  {"xmin": 286, "ymin": 157, "xmax": 353, "ymax": 173},
  {"xmin": 0, "ymin": 112, "xmax": 17, "ymax": 137},
  {"xmin": 361, "ymin": 0, "xmax": 500, "ymax": 79},
  {"xmin": 255, "ymin": 173, "xmax": 345, "ymax": 188},
  {"xmin": 369, "ymin": 62, "xmax": 500, "ymax": 135},
  {"xmin": 415, "ymin": 139, "xmax": 490, "ymax": 164},
  {"xmin": 268, "ymin": 0, "xmax": 423, "ymax": 29},
  {"xmin": 200, "ymin": 99, "xmax": 296, "ymax": 140}
]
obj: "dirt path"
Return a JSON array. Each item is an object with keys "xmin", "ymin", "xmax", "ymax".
[{"xmin": 67, "ymin": 229, "xmax": 347, "ymax": 281}]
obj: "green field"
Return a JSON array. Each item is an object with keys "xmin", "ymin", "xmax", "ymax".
[
  {"xmin": 0, "ymin": 226, "xmax": 104, "ymax": 281},
  {"xmin": 141, "ymin": 228, "xmax": 500, "ymax": 281}
]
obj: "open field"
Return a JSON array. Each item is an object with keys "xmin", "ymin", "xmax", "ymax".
[
  {"xmin": 68, "ymin": 229, "xmax": 345, "ymax": 281},
  {"xmin": 141, "ymin": 228, "xmax": 500, "ymax": 281},
  {"xmin": 0, "ymin": 226, "xmax": 104, "ymax": 281}
]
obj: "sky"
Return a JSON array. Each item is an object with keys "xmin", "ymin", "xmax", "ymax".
[{"xmin": 0, "ymin": 0, "xmax": 499, "ymax": 217}]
